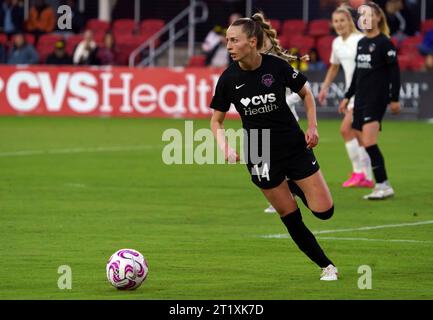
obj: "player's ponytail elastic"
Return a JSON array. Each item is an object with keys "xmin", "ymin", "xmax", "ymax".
[
  {"xmin": 365, "ymin": 1, "xmax": 391, "ymax": 38},
  {"xmin": 251, "ymin": 12, "xmax": 298, "ymax": 62}
]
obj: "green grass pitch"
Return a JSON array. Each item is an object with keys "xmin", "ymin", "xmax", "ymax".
[{"xmin": 0, "ymin": 116, "xmax": 432, "ymax": 300}]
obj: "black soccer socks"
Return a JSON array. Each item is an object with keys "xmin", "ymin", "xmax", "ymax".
[
  {"xmin": 365, "ymin": 144, "xmax": 388, "ymax": 183},
  {"xmin": 281, "ymin": 208, "xmax": 334, "ymax": 268},
  {"xmin": 287, "ymin": 180, "xmax": 309, "ymax": 208}
]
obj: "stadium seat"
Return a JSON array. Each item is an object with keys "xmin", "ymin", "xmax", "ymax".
[
  {"xmin": 278, "ymin": 34, "xmax": 290, "ymax": 49},
  {"xmin": 113, "ymin": 19, "xmax": 137, "ymax": 36},
  {"xmin": 24, "ymin": 34, "xmax": 35, "ymax": 45},
  {"xmin": 397, "ymin": 54, "xmax": 410, "ymax": 70},
  {"xmin": 0, "ymin": 33, "xmax": 34, "ymax": 47},
  {"xmin": 399, "ymin": 35, "xmax": 423, "ymax": 55},
  {"xmin": 421, "ymin": 19, "xmax": 433, "ymax": 33},
  {"xmin": 316, "ymin": 35, "xmax": 335, "ymax": 66},
  {"xmin": 86, "ymin": 19, "xmax": 111, "ymax": 34},
  {"xmin": 115, "ymin": 34, "xmax": 149, "ymax": 65},
  {"xmin": 65, "ymin": 34, "xmax": 83, "ymax": 55},
  {"xmin": 268, "ymin": 19, "xmax": 282, "ymax": 34},
  {"xmin": 140, "ymin": 19, "xmax": 165, "ymax": 34},
  {"xmin": 391, "ymin": 36, "xmax": 399, "ymax": 49},
  {"xmin": 138, "ymin": 19, "xmax": 164, "ymax": 47},
  {"xmin": 37, "ymin": 34, "xmax": 64, "ymax": 62},
  {"xmin": 0, "ymin": 33, "xmax": 7, "ymax": 45},
  {"xmin": 308, "ymin": 19, "xmax": 331, "ymax": 37},
  {"xmin": 93, "ymin": 32, "xmax": 106, "ymax": 43},
  {"xmin": 187, "ymin": 55, "xmax": 206, "ymax": 67},
  {"xmin": 410, "ymin": 54, "xmax": 426, "ymax": 71},
  {"xmin": 398, "ymin": 50, "xmax": 425, "ymax": 71},
  {"xmin": 281, "ymin": 19, "xmax": 307, "ymax": 37},
  {"xmin": 287, "ymin": 34, "xmax": 315, "ymax": 55}
]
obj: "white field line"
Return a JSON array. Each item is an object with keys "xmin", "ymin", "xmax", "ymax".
[
  {"xmin": 261, "ymin": 220, "xmax": 433, "ymax": 242},
  {"xmin": 313, "ymin": 220, "xmax": 433, "ymax": 235},
  {"xmin": 316, "ymin": 237, "xmax": 433, "ymax": 244},
  {"xmin": 0, "ymin": 145, "xmax": 161, "ymax": 157}
]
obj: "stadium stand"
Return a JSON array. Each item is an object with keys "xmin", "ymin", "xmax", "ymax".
[
  {"xmin": 268, "ymin": 19, "xmax": 281, "ymax": 34},
  {"xmin": 308, "ymin": 19, "xmax": 331, "ymax": 37},
  {"xmin": 85, "ymin": 19, "xmax": 111, "ymax": 35},
  {"xmin": 187, "ymin": 54, "xmax": 206, "ymax": 67},
  {"xmin": 316, "ymin": 35, "xmax": 335, "ymax": 67},
  {"xmin": 112, "ymin": 19, "xmax": 137, "ymax": 37},
  {"xmin": 281, "ymin": 19, "xmax": 307, "ymax": 36}
]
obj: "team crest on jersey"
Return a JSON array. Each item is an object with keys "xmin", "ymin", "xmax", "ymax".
[
  {"xmin": 261, "ymin": 74, "xmax": 275, "ymax": 87},
  {"xmin": 369, "ymin": 43, "xmax": 376, "ymax": 52}
]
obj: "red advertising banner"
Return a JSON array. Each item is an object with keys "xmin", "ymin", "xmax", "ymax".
[{"xmin": 0, "ymin": 65, "xmax": 239, "ymax": 119}]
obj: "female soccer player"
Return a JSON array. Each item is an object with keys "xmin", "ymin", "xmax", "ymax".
[
  {"xmin": 261, "ymin": 33, "xmax": 310, "ymax": 214},
  {"xmin": 339, "ymin": 1, "xmax": 401, "ymax": 200},
  {"xmin": 210, "ymin": 13, "xmax": 338, "ymax": 280},
  {"xmin": 318, "ymin": 5, "xmax": 374, "ymax": 188}
]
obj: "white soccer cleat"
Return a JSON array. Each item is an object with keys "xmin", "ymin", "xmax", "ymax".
[
  {"xmin": 320, "ymin": 264, "xmax": 339, "ymax": 281},
  {"xmin": 363, "ymin": 185, "xmax": 394, "ymax": 200},
  {"xmin": 264, "ymin": 204, "xmax": 277, "ymax": 214}
]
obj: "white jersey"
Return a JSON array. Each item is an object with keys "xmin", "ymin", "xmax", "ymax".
[
  {"xmin": 330, "ymin": 33, "xmax": 363, "ymax": 110},
  {"xmin": 285, "ymin": 89, "xmax": 300, "ymax": 121}
]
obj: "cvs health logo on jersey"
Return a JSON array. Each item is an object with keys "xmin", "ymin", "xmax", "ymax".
[
  {"xmin": 357, "ymin": 54, "xmax": 372, "ymax": 69},
  {"xmin": 240, "ymin": 93, "xmax": 278, "ymax": 116}
]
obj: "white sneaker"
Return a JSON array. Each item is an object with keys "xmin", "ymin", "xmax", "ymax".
[
  {"xmin": 264, "ymin": 204, "xmax": 277, "ymax": 214},
  {"xmin": 320, "ymin": 264, "xmax": 339, "ymax": 281},
  {"xmin": 363, "ymin": 185, "xmax": 394, "ymax": 200}
]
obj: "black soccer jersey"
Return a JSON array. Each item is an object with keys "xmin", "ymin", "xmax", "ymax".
[
  {"xmin": 345, "ymin": 33, "xmax": 400, "ymax": 107},
  {"xmin": 210, "ymin": 54, "xmax": 307, "ymax": 145}
]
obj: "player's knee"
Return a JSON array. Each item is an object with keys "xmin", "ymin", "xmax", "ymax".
[
  {"xmin": 340, "ymin": 125, "xmax": 352, "ymax": 140},
  {"xmin": 312, "ymin": 205, "xmax": 334, "ymax": 220}
]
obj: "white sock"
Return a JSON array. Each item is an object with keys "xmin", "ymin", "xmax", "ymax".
[
  {"xmin": 345, "ymin": 138, "xmax": 363, "ymax": 173},
  {"xmin": 359, "ymin": 147, "xmax": 373, "ymax": 180}
]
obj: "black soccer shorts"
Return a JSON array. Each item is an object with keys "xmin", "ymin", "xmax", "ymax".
[
  {"xmin": 246, "ymin": 146, "xmax": 320, "ymax": 190},
  {"xmin": 352, "ymin": 104, "xmax": 387, "ymax": 131}
]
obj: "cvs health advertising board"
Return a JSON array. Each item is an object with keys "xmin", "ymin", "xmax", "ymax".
[{"xmin": 0, "ymin": 65, "xmax": 236, "ymax": 118}]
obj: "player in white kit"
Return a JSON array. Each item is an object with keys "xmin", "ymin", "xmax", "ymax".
[{"xmin": 318, "ymin": 5, "xmax": 374, "ymax": 188}]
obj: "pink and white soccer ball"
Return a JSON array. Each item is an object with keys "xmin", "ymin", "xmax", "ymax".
[{"xmin": 106, "ymin": 249, "xmax": 148, "ymax": 290}]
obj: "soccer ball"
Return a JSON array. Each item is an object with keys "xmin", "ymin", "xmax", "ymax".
[{"xmin": 106, "ymin": 249, "xmax": 148, "ymax": 290}]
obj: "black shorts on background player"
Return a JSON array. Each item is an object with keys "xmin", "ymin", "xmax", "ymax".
[
  {"xmin": 210, "ymin": 54, "xmax": 319, "ymax": 189},
  {"xmin": 345, "ymin": 33, "xmax": 400, "ymax": 130},
  {"xmin": 352, "ymin": 103, "xmax": 387, "ymax": 131}
]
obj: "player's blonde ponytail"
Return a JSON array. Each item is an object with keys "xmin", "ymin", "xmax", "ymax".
[{"xmin": 251, "ymin": 12, "xmax": 299, "ymax": 62}]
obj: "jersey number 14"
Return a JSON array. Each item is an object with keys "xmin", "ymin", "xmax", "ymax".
[{"xmin": 253, "ymin": 163, "xmax": 270, "ymax": 182}]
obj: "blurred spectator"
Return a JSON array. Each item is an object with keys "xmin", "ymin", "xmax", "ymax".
[
  {"xmin": 287, "ymin": 48, "xmax": 308, "ymax": 72},
  {"xmin": 96, "ymin": 32, "xmax": 119, "ymax": 65},
  {"xmin": 7, "ymin": 32, "xmax": 39, "ymax": 64},
  {"xmin": 305, "ymin": 48, "xmax": 327, "ymax": 71},
  {"xmin": 424, "ymin": 54, "xmax": 433, "ymax": 71},
  {"xmin": 383, "ymin": 0, "xmax": 417, "ymax": 39},
  {"xmin": 45, "ymin": 39, "xmax": 72, "ymax": 65},
  {"xmin": 72, "ymin": 29, "xmax": 98, "ymax": 65},
  {"xmin": 419, "ymin": 29, "xmax": 433, "ymax": 55},
  {"xmin": 418, "ymin": 29, "xmax": 433, "ymax": 71},
  {"xmin": 26, "ymin": 0, "xmax": 56, "ymax": 41},
  {"xmin": 0, "ymin": 42, "xmax": 6, "ymax": 63},
  {"xmin": 0, "ymin": 0, "xmax": 25, "ymax": 38},
  {"xmin": 202, "ymin": 13, "xmax": 241, "ymax": 67}
]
